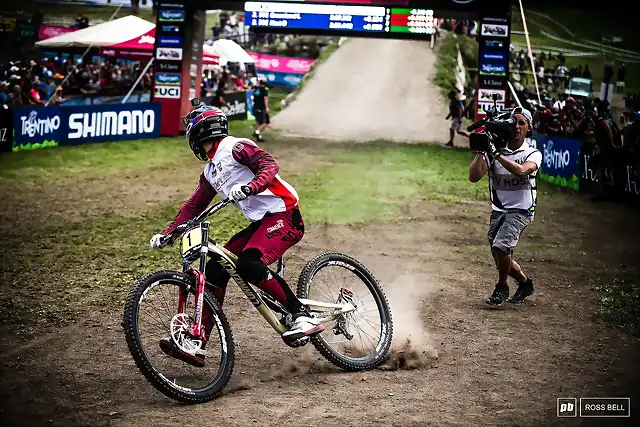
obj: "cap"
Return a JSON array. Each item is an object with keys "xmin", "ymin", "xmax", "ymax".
[{"xmin": 511, "ymin": 107, "xmax": 533, "ymax": 136}]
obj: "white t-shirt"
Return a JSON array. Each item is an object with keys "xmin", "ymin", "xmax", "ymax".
[{"xmin": 488, "ymin": 140, "xmax": 542, "ymax": 214}]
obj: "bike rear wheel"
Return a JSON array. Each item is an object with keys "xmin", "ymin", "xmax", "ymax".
[
  {"xmin": 122, "ymin": 270, "xmax": 235, "ymax": 403},
  {"xmin": 297, "ymin": 252, "xmax": 393, "ymax": 371}
]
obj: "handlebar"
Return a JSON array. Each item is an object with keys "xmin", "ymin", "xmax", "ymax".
[{"xmin": 160, "ymin": 198, "xmax": 233, "ymax": 246}]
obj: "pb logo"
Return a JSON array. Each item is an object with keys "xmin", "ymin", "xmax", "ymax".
[{"xmin": 557, "ymin": 398, "xmax": 577, "ymax": 417}]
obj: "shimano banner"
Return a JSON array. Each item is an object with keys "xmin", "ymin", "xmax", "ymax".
[
  {"xmin": 531, "ymin": 132, "xmax": 582, "ymax": 190},
  {"xmin": 13, "ymin": 106, "xmax": 63, "ymax": 151},
  {"xmin": 12, "ymin": 103, "xmax": 162, "ymax": 150},
  {"xmin": 63, "ymin": 103, "xmax": 161, "ymax": 144}
]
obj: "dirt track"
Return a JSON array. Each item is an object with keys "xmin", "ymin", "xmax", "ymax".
[
  {"xmin": 1, "ymin": 37, "xmax": 640, "ymax": 427},
  {"xmin": 1, "ymin": 139, "xmax": 639, "ymax": 427},
  {"xmin": 271, "ymin": 38, "xmax": 450, "ymax": 144}
]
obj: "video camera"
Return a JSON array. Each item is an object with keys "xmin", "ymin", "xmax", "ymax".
[{"xmin": 468, "ymin": 93, "xmax": 517, "ymax": 153}]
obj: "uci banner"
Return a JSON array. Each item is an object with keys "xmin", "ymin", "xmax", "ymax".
[
  {"xmin": 530, "ymin": 132, "xmax": 582, "ymax": 190},
  {"xmin": 12, "ymin": 103, "xmax": 162, "ymax": 151}
]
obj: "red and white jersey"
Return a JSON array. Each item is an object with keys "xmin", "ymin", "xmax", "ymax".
[{"xmin": 204, "ymin": 136, "xmax": 298, "ymax": 221}]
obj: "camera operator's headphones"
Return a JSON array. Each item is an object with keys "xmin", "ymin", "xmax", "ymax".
[{"xmin": 511, "ymin": 107, "xmax": 533, "ymax": 137}]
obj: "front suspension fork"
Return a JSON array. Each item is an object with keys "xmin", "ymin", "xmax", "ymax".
[{"xmin": 177, "ymin": 223, "xmax": 210, "ymax": 343}]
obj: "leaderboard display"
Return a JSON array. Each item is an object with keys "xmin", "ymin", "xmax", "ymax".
[{"xmin": 244, "ymin": 1, "xmax": 435, "ymax": 39}]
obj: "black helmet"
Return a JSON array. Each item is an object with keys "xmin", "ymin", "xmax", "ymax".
[{"xmin": 184, "ymin": 105, "xmax": 228, "ymax": 161}]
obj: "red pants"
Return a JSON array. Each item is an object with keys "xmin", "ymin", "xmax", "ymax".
[
  {"xmin": 205, "ymin": 207, "xmax": 304, "ymax": 307},
  {"xmin": 225, "ymin": 207, "xmax": 304, "ymax": 265}
]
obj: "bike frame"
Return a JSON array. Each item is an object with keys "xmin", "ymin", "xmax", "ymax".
[{"xmin": 174, "ymin": 199, "xmax": 356, "ymax": 341}]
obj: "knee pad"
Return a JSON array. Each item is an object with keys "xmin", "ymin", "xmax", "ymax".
[
  {"xmin": 205, "ymin": 254, "xmax": 231, "ymax": 289},
  {"xmin": 236, "ymin": 248, "xmax": 268, "ymax": 285}
]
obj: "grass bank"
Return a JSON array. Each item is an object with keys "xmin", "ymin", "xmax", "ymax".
[
  {"xmin": 511, "ymin": 6, "xmax": 640, "ymax": 92},
  {"xmin": 433, "ymin": 32, "xmax": 460, "ymax": 99},
  {"xmin": 595, "ymin": 278, "xmax": 640, "ymax": 337}
]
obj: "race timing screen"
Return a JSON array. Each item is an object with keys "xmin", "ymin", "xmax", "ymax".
[{"xmin": 244, "ymin": 1, "xmax": 435, "ymax": 39}]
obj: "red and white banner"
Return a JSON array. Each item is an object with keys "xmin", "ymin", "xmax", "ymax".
[
  {"xmin": 247, "ymin": 52, "xmax": 315, "ymax": 75},
  {"xmin": 38, "ymin": 25, "xmax": 77, "ymax": 41}
]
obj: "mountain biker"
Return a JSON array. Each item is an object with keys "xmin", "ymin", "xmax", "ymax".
[{"xmin": 149, "ymin": 103, "xmax": 324, "ymax": 367}]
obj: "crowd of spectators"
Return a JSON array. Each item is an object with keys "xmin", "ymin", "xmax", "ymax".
[
  {"xmin": 0, "ymin": 57, "xmax": 154, "ymax": 107},
  {"xmin": 515, "ymin": 90, "xmax": 640, "ymax": 153}
]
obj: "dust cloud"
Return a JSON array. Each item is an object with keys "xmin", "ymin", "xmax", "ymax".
[
  {"xmin": 251, "ymin": 273, "xmax": 438, "ymax": 384},
  {"xmin": 378, "ymin": 273, "xmax": 439, "ymax": 370}
]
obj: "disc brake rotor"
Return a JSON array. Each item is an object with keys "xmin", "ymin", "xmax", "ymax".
[{"xmin": 169, "ymin": 313, "xmax": 203, "ymax": 355}]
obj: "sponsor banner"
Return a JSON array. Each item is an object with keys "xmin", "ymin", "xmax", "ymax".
[
  {"xmin": 579, "ymin": 141, "xmax": 640, "ymax": 204},
  {"xmin": 159, "ymin": 9, "xmax": 185, "ymax": 23},
  {"xmin": 480, "ymin": 50, "xmax": 507, "ymax": 63},
  {"xmin": 159, "ymin": 23, "xmax": 182, "ymax": 33},
  {"xmin": 482, "ymin": 39, "xmax": 505, "ymax": 49},
  {"xmin": 477, "ymin": 101, "xmax": 505, "ymax": 114},
  {"xmin": 13, "ymin": 106, "xmax": 62, "ymax": 149},
  {"xmin": 63, "ymin": 103, "xmax": 161, "ymax": 144},
  {"xmin": 156, "ymin": 72, "xmax": 181, "ymax": 85},
  {"xmin": 203, "ymin": 91, "xmax": 248, "ymax": 121},
  {"xmin": 158, "ymin": 35, "xmax": 183, "ymax": 47},
  {"xmin": 101, "ymin": 48, "xmax": 152, "ymax": 59},
  {"xmin": 479, "ymin": 76, "xmax": 507, "ymax": 89},
  {"xmin": 12, "ymin": 103, "xmax": 161, "ymax": 150},
  {"xmin": 531, "ymin": 132, "xmax": 581, "ymax": 189},
  {"xmin": 38, "ymin": 25, "xmax": 77, "ymax": 40},
  {"xmin": 0, "ymin": 107, "xmax": 13, "ymax": 152},
  {"xmin": 157, "ymin": 62, "xmax": 182, "ymax": 72},
  {"xmin": 155, "ymin": 86, "xmax": 181, "ymax": 99},
  {"xmin": 480, "ymin": 63, "xmax": 506, "ymax": 76},
  {"xmin": 220, "ymin": 91, "xmax": 248, "ymax": 121},
  {"xmin": 247, "ymin": 52, "xmax": 315, "ymax": 75},
  {"xmin": 156, "ymin": 47, "xmax": 183, "ymax": 61},
  {"xmin": 258, "ymin": 71, "xmax": 303, "ymax": 88},
  {"xmin": 478, "ymin": 88, "xmax": 506, "ymax": 103},
  {"xmin": 481, "ymin": 23, "xmax": 509, "ymax": 37}
]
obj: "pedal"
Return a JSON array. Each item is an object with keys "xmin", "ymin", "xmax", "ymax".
[{"xmin": 282, "ymin": 335, "xmax": 310, "ymax": 348}]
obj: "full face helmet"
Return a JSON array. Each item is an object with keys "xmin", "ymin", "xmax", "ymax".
[{"xmin": 183, "ymin": 100, "xmax": 228, "ymax": 161}]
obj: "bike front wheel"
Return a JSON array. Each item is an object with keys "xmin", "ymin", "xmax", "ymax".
[
  {"xmin": 122, "ymin": 270, "xmax": 235, "ymax": 403},
  {"xmin": 297, "ymin": 252, "xmax": 393, "ymax": 371}
]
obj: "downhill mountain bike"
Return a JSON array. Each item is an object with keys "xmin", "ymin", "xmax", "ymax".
[{"xmin": 122, "ymin": 198, "xmax": 394, "ymax": 403}]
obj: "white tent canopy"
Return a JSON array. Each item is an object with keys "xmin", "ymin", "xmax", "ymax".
[
  {"xmin": 210, "ymin": 39, "xmax": 255, "ymax": 65},
  {"xmin": 35, "ymin": 15, "xmax": 155, "ymax": 48}
]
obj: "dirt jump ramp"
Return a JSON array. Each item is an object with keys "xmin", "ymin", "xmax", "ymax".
[{"xmin": 271, "ymin": 37, "xmax": 450, "ymax": 144}]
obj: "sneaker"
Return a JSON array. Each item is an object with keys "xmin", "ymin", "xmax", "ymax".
[
  {"xmin": 508, "ymin": 278, "xmax": 534, "ymax": 303},
  {"xmin": 485, "ymin": 284, "xmax": 509, "ymax": 306},
  {"xmin": 158, "ymin": 338, "xmax": 205, "ymax": 368},
  {"xmin": 282, "ymin": 315, "xmax": 325, "ymax": 340},
  {"xmin": 444, "ymin": 141, "xmax": 454, "ymax": 147}
]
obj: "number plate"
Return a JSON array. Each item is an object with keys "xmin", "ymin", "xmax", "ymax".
[{"xmin": 181, "ymin": 226, "xmax": 202, "ymax": 255}]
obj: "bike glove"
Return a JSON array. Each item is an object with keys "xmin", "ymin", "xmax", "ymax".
[
  {"xmin": 150, "ymin": 234, "xmax": 165, "ymax": 249},
  {"xmin": 228, "ymin": 184, "xmax": 252, "ymax": 202}
]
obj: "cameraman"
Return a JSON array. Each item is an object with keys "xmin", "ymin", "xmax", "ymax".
[{"xmin": 468, "ymin": 108, "xmax": 542, "ymax": 306}]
